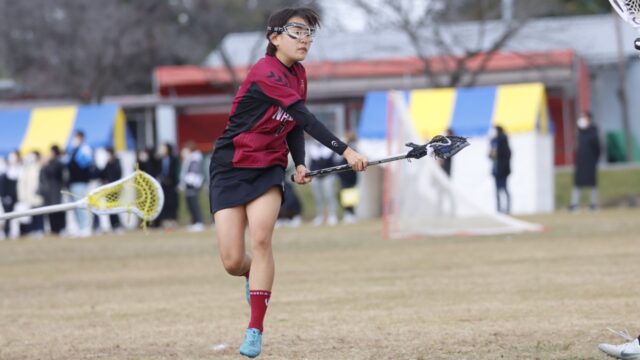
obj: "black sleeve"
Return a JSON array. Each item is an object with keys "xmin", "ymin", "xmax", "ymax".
[
  {"xmin": 286, "ymin": 125, "xmax": 306, "ymax": 167},
  {"xmin": 287, "ymin": 101, "xmax": 348, "ymax": 155}
]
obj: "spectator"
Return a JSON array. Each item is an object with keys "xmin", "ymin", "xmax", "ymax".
[
  {"xmin": 570, "ymin": 111, "xmax": 601, "ymax": 211},
  {"xmin": 40, "ymin": 145, "xmax": 67, "ymax": 236},
  {"xmin": 489, "ymin": 125, "xmax": 512, "ymax": 214},
  {"xmin": 100, "ymin": 147, "xmax": 123, "ymax": 232},
  {"xmin": 137, "ymin": 148, "xmax": 158, "ymax": 177},
  {"xmin": 157, "ymin": 142, "xmax": 179, "ymax": 229},
  {"xmin": 437, "ymin": 128, "xmax": 456, "ymax": 216},
  {"xmin": 308, "ymin": 139, "xmax": 339, "ymax": 226},
  {"xmin": 137, "ymin": 148, "xmax": 160, "ymax": 227},
  {"xmin": 0, "ymin": 156, "xmax": 6, "ymax": 240},
  {"xmin": 17, "ymin": 150, "xmax": 44, "ymax": 237},
  {"xmin": 2, "ymin": 151, "xmax": 21, "ymax": 238},
  {"xmin": 277, "ymin": 180, "xmax": 302, "ymax": 227},
  {"xmin": 67, "ymin": 130, "xmax": 94, "ymax": 237},
  {"xmin": 335, "ymin": 131, "xmax": 359, "ymax": 224},
  {"xmin": 439, "ymin": 128, "xmax": 454, "ymax": 177},
  {"xmin": 179, "ymin": 142, "xmax": 205, "ymax": 232}
]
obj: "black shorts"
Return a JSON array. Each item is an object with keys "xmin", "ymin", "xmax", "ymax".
[{"xmin": 209, "ymin": 161, "xmax": 285, "ymax": 214}]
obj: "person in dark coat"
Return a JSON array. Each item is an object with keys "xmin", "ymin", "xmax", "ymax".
[
  {"xmin": 40, "ymin": 145, "xmax": 67, "ymax": 235},
  {"xmin": 2, "ymin": 150, "xmax": 21, "ymax": 237},
  {"xmin": 157, "ymin": 142, "xmax": 179, "ymax": 229},
  {"xmin": 179, "ymin": 142, "xmax": 205, "ymax": 232},
  {"xmin": 570, "ymin": 111, "xmax": 601, "ymax": 211},
  {"xmin": 277, "ymin": 180, "xmax": 302, "ymax": 227},
  {"xmin": 100, "ymin": 147, "xmax": 123, "ymax": 231},
  {"xmin": 439, "ymin": 128, "xmax": 455, "ymax": 177},
  {"xmin": 489, "ymin": 125, "xmax": 512, "ymax": 214},
  {"xmin": 137, "ymin": 148, "xmax": 158, "ymax": 177},
  {"xmin": 335, "ymin": 131, "xmax": 359, "ymax": 224},
  {"xmin": 137, "ymin": 147, "xmax": 160, "ymax": 227}
]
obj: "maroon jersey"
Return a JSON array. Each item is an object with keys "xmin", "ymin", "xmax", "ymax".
[{"xmin": 212, "ymin": 55, "xmax": 307, "ymax": 168}]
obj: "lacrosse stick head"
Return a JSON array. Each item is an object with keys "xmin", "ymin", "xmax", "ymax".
[
  {"xmin": 425, "ymin": 135, "xmax": 470, "ymax": 160},
  {"xmin": 404, "ymin": 135, "xmax": 469, "ymax": 160},
  {"xmin": 86, "ymin": 170, "xmax": 164, "ymax": 224},
  {"xmin": 610, "ymin": 0, "xmax": 640, "ymax": 27}
]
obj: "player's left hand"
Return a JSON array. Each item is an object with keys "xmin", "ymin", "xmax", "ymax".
[
  {"xmin": 343, "ymin": 147, "xmax": 368, "ymax": 172},
  {"xmin": 293, "ymin": 164, "xmax": 312, "ymax": 184}
]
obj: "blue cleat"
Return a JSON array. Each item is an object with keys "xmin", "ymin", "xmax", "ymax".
[
  {"xmin": 245, "ymin": 278, "xmax": 250, "ymax": 305},
  {"xmin": 239, "ymin": 328, "xmax": 262, "ymax": 358}
]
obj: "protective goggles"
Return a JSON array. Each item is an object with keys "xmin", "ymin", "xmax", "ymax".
[{"xmin": 267, "ymin": 22, "xmax": 316, "ymax": 40}]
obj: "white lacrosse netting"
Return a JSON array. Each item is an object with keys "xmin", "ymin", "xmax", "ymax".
[
  {"xmin": 610, "ymin": 0, "xmax": 640, "ymax": 28},
  {"xmin": 0, "ymin": 170, "xmax": 164, "ymax": 227},
  {"xmin": 383, "ymin": 91, "xmax": 543, "ymax": 238}
]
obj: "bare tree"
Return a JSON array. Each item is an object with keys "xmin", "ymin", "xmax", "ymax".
[
  {"xmin": 0, "ymin": 0, "xmax": 319, "ymax": 101},
  {"xmin": 349, "ymin": 0, "xmax": 525, "ymax": 88}
]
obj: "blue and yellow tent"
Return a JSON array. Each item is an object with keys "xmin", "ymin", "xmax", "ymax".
[
  {"xmin": 0, "ymin": 104, "xmax": 135, "ymax": 156},
  {"xmin": 358, "ymin": 82, "xmax": 551, "ymax": 140}
]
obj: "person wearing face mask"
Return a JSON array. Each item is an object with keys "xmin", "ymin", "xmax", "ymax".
[
  {"xmin": 17, "ymin": 151, "xmax": 45, "ymax": 237},
  {"xmin": 489, "ymin": 125, "xmax": 512, "ymax": 214},
  {"xmin": 570, "ymin": 111, "xmax": 601, "ymax": 211},
  {"xmin": 2, "ymin": 151, "xmax": 21, "ymax": 238},
  {"xmin": 178, "ymin": 142, "xmax": 205, "ymax": 232},
  {"xmin": 156, "ymin": 142, "xmax": 179, "ymax": 229},
  {"xmin": 0, "ymin": 157, "xmax": 6, "ymax": 239},
  {"xmin": 99, "ymin": 147, "xmax": 123, "ymax": 232},
  {"xmin": 40, "ymin": 145, "xmax": 67, "ymax": 236},
  {"xmin": 137, "ymin": 148, "xmax": 159, "ymax": 177},
  {"xmin": 66, "ymin": 130, "xmax": 94, "ymax": 237}
]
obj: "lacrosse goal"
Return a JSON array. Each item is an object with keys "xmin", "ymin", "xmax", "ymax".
[{"xmin": 383, "ymin": 91, "xmax": 543, "ymax": 238}]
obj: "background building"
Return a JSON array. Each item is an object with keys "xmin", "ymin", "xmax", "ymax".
[{"xmin": 154, "ymin": 14, "xmax": 640, "ymax": 165}]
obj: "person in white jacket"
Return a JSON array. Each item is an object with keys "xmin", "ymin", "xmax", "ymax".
[
  {"xmin": 17, "ymin": 150, "xmax": 44, "ymax": 237},
  {"xmin": 179, "ymin": 142, "xmax": 205, "ymax": 232}
]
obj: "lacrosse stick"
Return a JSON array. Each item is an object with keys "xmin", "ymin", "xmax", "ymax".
[
  {"xmin": 0, "ymin": 170, "xmax": 164, "ymax": 225},
  {"xmin": 291, "ymin": 135, "xmax": 469, "ymax": 181},
  {"xmin": 609, "ymin": 0, "xmax": 640, "ymax": 49}
]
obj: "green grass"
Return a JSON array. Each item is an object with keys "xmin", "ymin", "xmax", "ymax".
[
  {"xmin": 2, "ymin": 209, "xmax": 640, "ymax": 359},
  {"xmin": 555, "ymin": 166, "xmax": 640, "ymax": 209}
]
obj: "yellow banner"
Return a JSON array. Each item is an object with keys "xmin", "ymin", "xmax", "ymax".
[
  {"xmin": 113, "ymin": 108, "xmax": 127, "ymax": 151},
  {"xmin": 21, "ymin": 106, "xmax": 77, "ymax": 156},
  {"xmin": 492, "ymin": 83, "xmax": 545, "ymax": 134},
  {"xmin": 409, "ymin": 88, "xmax": 456, "ymax": 140}
]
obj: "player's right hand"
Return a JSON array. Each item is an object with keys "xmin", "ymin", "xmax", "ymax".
[{"xmin": 293, "ymin": 164, "xmax": 312, "ymax": 185}]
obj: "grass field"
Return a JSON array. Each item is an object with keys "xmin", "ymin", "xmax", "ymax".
[{"xmin": 1, "ymin": 209, "xmax": 640, "ymax": 359}]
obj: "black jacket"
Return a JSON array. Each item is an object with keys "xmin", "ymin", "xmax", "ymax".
[
  {"xmin": 574, "ymin": 126, "xmax": 601, "ymax": 187},
  {"xmin": 40, "ymin": 158, "xmax": 66, "ymax": 205},
  {"xmin": 157, "ymin": 155, "xmax": 179, "ymax": 220},
  {"xmin": 491, "ymin": 134, "xmax": 511, "ymax": 178},
  {"xmin": 101, "ymin": 158, "xmax": 122, "ymax": 183}
]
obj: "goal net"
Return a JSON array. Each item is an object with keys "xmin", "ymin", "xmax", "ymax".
[{"xmin": 384, "ymin": 91, "xmax": 543, "ymax": 238}]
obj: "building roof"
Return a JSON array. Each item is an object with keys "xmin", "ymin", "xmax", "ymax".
[
  {"xmin": 203, "ymin": 14, "xmax": 639, "ymax": 68},
  {"xmin": 156, "ymin": 50, "xmax": 575, "ymax": 94}
]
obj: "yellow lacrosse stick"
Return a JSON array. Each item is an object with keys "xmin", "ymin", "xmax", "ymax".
[{"xmin": 0, "ymin": 170, "xmax": 164, "ymax": 226}]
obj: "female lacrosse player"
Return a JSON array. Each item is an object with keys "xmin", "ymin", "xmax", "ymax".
[{"xmin": 209, "ymin": 7, "xmax": 368, "ymax": 358}]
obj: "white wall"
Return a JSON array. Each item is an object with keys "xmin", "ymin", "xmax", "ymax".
[
  {"xmin": 591, "ymin": 60, "xmax": 640, "ymax": 157},
  {"xmin": 451, "ymin": 133, "xmax": 554, "ymax": 215},
  {"xmin": 357, "ymin": 133, "xmax": 555, "ymax": 217},
  {"xmin": 155, "ymin": 105, "xmax": 177, "ymax": 146}
]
